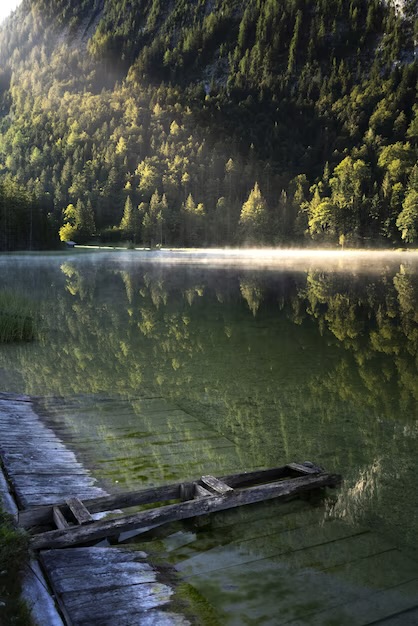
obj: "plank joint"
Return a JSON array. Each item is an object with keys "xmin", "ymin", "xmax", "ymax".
[
  {"xmin": 200, "ymin": 475, "xmax": 234, "ymax": 495},
  {"xmin": 66, "ymin": 497, "xmax": 94, "ymax": 525}
]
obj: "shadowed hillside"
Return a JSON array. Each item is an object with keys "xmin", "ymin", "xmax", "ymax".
[{"xmin": 0, "ymin": 0, "xmax": 417, "ymax": 248}]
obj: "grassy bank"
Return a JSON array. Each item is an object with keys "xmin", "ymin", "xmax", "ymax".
[
  {"xmin": 0, "ymin": 291, "xmax": 35, "ymax": 343},
  {"xmin": 0, "ymin": 506, "xmax": 33, "ymax": 625}
]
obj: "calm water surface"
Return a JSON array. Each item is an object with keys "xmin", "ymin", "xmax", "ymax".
[{"xmin": 1, "ymin": 250, "xmax": 418, "ymax": 623}]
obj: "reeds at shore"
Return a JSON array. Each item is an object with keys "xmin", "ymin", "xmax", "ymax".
[{"xmin": 0, "ymin": 291, "xmax": 35, "ymax": 343}]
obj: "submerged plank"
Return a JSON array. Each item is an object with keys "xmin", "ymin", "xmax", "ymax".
[
  {"xmin": 31, "ymin": 473, "xmax": 340, "ymax": 550},
  {"xmin": 0, "ymin": 399, "xmax": 107, "ymax": 507},
  {"xmin": 286, "ymin": 462, "xmax": 322, "ymax": 475},
  {"xmin": 285, "ymin": 578, "xmax": 418, "ymax": 625}
]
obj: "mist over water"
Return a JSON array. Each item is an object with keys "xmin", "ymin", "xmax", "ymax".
[{"xmin": 74, "ymin": 246, "xmax": 418, "ymax": 271}]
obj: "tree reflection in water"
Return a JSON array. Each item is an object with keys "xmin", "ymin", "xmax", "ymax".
[{"xmin": 0, "ymin": 254, "xmax": 417, "ymax": 553}]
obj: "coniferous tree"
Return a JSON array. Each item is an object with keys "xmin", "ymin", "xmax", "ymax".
[
  {"xmin": 239, "ymin": 182, "xmax": 269, "ymax": 244},
  {"xmin": 120, "ymin": 196, "xmax": 138, "ymax": 240}
]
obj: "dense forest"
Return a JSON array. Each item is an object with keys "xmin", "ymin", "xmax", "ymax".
[{"xmin": 0, "ymin": 0, "xmax": 417, "ymax": 249}]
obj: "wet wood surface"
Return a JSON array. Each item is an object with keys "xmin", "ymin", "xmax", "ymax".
[
  {"xmin": 143, "ymin": 498, "xmax": 418, "ymax": 626},
  {"xmin": 40, "ymin": 547, "xmax": 190, "ymax": 626},
  {"xmin": 0, "ymin": 395, "xmax": 107, "ymax": 508},
  {"xmin": 19, "ymin": 462, "xmax": 326, "ymax": 528},
  {"xmin": 3, "ymin": 392, "xmax": 417, "ymax": 625},
  {"xmin": 31, "ymin": 472, "xmax": 340, "ymax": 550},
  {"xmin": 0, "ymin": 394, "xmax": 191, "ymax": 626}
]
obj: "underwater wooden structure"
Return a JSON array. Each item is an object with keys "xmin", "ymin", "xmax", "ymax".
[
  {"xmin": 2, "ymin": 392, "xmax": 418, "ymax": 625},
  {"xmin": 28, "ymin": 462, "xmax": 340, "ymax": 550}
]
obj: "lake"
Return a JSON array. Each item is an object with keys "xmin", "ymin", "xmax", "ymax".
[{"xmin": 1, "ymin": 249, "xmax": 418, "ymax": 624}]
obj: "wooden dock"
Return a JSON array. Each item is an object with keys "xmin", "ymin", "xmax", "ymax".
[
  {"xmin": 2, "ymin": 392, "xmax": 418, "ymax": 625},
  {"xmin": 0, "ymin": 393, "xmax": 196, "ymax": 625},
  {"xmin": 0, "ymin": 392, "xmax": 106, "ymax": 508},
  {"xmin": 39, "ymin": 547, "xmax": 191, "ymax": 626}
]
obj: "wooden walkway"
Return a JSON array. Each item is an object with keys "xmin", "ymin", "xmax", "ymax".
[
  {"xmin": 0, "ymin": 393, "xmax": 106, "ymax": 507},
  {"xmin": 39, "ymin": 547, "xmax": 191, "ymax": 626},
  {"xmin": 143, "ymin": 499, "xmax": 418, "ymax": 625},
  {"xmin": 33, "ymin": 394, "xmax": 247, "ymax": 490},
  {"xmin": 2, "ymin": 393, "xmax": 418, "ymax": 625},
  {"xmin": 0, "ymin": 393, "xmax": 193, "ymax": 626}
]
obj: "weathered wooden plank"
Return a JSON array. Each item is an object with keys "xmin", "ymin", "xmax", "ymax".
[
  {"xmin": 64, "ymin": 605, "xmax": 186, "ymax": 626},
  {"xmin": 41, "ymin": 547, "xmax": 148, "ymax": 570},
  {"xmin": 31, "ymin": 473, "xmax": 340, "ymax": 550},
  {"xmin": 371, "ymin": 606, "xmax": 418, "ymax": 626},
  {"xmin": 179, "ymin": 483, "xmax": 195, "ymax": 501},
  {"xmin": 0, "ymin": 428, "xmax": 46, "ymax": 437},
  {"xmin": 7, "ymin": 466, "xmax": 88, "ymax": 476},
  {"xmin": 40, "ymin": 550, "xmax": 157, "ymax": 594},
  {"xmin": 53, "ymin": 507, "xmax": 70, "ymax": 530},
  {"xmin": 18, "ymin": 487, "xmax": 107, "ymax": 509},
  {"xmin": 3, "ymin": 451, "xmax": 80, "ymax": 463},
  {"xmin": 52, "ymin": 568, "xmax": 158, "ymax": 595},
  {"xmin": 20, "ymin": 559, "xmax": 65, "ymax": 626},
  {"xmin": 285, "ymin": 578, "xmax": 418, "ymax": 625},
  {"xmin": 3, "ymin": 455, "xmax": 85, "ymax": 468},
  {"xmin": 66, "ymin": 497, "xmax": 94, "ymax": 525},
  {"xmin": 200, "ymin": 475, "xmax": 234, "ymax": 495},
  {"xmin": 286, "ymin": 462, "xmax": 322, "ymax": 475},
  {"xmin": 19, "ymin": 463, "xmax": 330, "ymax": 529},
  {"xmin": 60, "ymin": 583, "xmax": 173, "ymax": 618},
  {"xmin": 176, "ymin": 526, "xmax": 371, "ymax": 577},
  {"xmin": 0, "ymin": 440, "xmax": 68, "ymax": 449},
  {"xmin": 0, "ymin": 392, "xmax": 32, "ymax": 402},
  {"xmin": 194, "ymin": 484, "xmax": 213, "ymax": 498},
  {"xmin": 41, "ymin": 560, "xmax": 154, "ymax": 580},
  {"xmin": 328, "ymin": 548, "xmax": 418, "ymax": 589},
  {"xmin": 169, "ymin": 525, "xmax": 392, "ymax": 576},
  {"xmin": 13, "ymin": 475, "xmax": 99, "ymax": 489}
]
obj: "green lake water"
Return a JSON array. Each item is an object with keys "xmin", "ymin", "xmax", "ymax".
[{"xmin": 1, "ymin": 250, "xmax": 418, "ymax": 624}]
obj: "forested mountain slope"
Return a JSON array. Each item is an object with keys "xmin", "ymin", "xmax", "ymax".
[{"xmin": 0, "ymin": 0, "xmax": 417, "ymax": 249}]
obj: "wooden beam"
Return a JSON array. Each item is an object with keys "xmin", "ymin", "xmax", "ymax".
[
  {"xmin": 286, "ymin": 462, "xmax": 322, "ymax": 475},
  {"xmin": 66, "ymin": 497, "xmax": 94, "ymax": 525},
  {"xmin": 30, "ymin": 473, "xmax": 341, "ymax": 550},
  {"xmin": 179, "ymin": 483, "xmax": 194, "ymax": 502},
  {"xmin": 200, "ymin": 475, "xmax": 234, "ymax": 495},
  {"xmin": 19, "ymin": 462, "xmax": 323, "ymax": 529},
  {"xmin": 194, "ymin": 484, "xmax": 213, "ymax": 498},
  {"xmin": 52, "ymin": 506, "xmax": 70, "ymax": 530}
]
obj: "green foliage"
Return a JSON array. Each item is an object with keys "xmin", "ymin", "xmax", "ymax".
[
  {"xmin": 59, "ymin": 222, "xmax": 77, "ymax": 242},
  {"xmin": 0, "ymin": 506, "xmax": 33, "ymax": 626},
  {"xmin": 396, "ymin": 189, "xmax": 418, "ymax": 243},
  {"xmin": 0, "ymin": 0, "xmax": 417, "ymax": 247},
  {"xmin": 239, "ymin": 182, "xmax": 269, "ymax": 243},
  {"xmin": 0, "ymin": 291, "xmax": 36, "ymax": 343},
  {"xmin": 120, "ymin": 196, "xmax": 139, "ymax": 240},
  {"xmin": 0, "ymin": 177, "xmax": 54, "ymax": 250}
]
